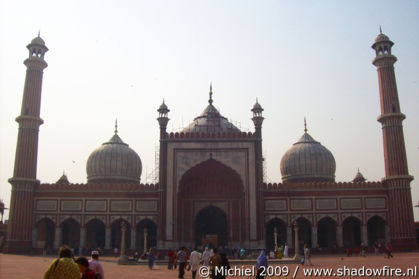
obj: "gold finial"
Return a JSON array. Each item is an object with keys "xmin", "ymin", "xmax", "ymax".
[
  {"xmin": 114, "ymin": 119, "xmax": 118, "ymax": 134},
  {"xmin": 379, "ymin": 25, "xmax": 382, "ymax": 34},
  {"xmin": 304, "ymin": 117, "xmax": 307, "ymax": 133},
  {"xmin": 209, "ymin": 82, "xmax": 213, "ymax": 105}
]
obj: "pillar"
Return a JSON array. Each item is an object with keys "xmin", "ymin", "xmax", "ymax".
[
  {"xmin": 336, "ymin": 225, "xmax": 343, "ymax": 248},
  {"xmin": 361, "ymin": 225, "xmax": 368, "ymax": 246},
  {"xmin": 32, "ymin": 228, "xmax": 37, "ymax": 248},
  {"xmin": 80, "ymin": 227, "xmax": 86, "ymax": 248},
  {"xmin": 293, "ymin": 221, "xmax": 301, "ymax": 260},
  {"xmin": 311, "ymin": 226, "xmax": 318, "ymax": 248},
  {"xmin": 287, "ymin": 226, "xmax": 293, "ymax": 248},
  {"xmin": 130, "ymin": 228, "xmax": 136, "ymax": 250},
  {"xmin": 54, "ymin": 227, "xmax": 61, "ymax": 249},
  {"xmin": 385, "ymin": 226, "xmax": 390, "ymax": 243},
  {"xmin": 105, "ymin": 227, "xmax": 111, "ymax": 249},
  {"xmin": 144, "ymin": 227, "xmax": 148, "ymax": 253}
]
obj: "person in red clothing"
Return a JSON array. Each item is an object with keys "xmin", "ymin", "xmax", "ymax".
[
  {"xmin": 76, "ymin": 257, "xmax": 97, "ymax": 279},
  {"xmin": 167, "ymin": 250, "xmax": 174, "ymax": 269}
]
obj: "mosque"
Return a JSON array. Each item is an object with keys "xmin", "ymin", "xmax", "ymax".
[{"xmin": 3, "ymin": 32, "xmax": 417, "ymax": 254}]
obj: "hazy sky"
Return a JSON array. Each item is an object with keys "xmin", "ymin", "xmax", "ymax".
[{"xmin": 0, "ymin": 0, "xmax": 418, "ymax": 221}]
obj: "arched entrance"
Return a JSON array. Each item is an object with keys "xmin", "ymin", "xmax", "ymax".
[
  {"xmin": 292, "ymin": 217, "xmax": 311, "ymax": 248},
  {"xmin": 317, "ymin": 217, "xmax": 336, "ymax": 248},
  {"xmin": 178, "ymin": 158, "xmax": 244, "ymax": 246},
  {"xmin": 111, "ymin": 219, "xmax": 131, "ymax": 249},
  {"xmin": 343, "ymin": 217, "xmax": 361, "ymax": 248},
  {"xmin": 367, "ymin": 216, "xmax": 385, "ymax": 245},
  {"xmin": 36, "ymin": 218, "xmax": 55, "ymax": 250},
  {"xmin": 195, "ymin": 206, "xmax": 228, "ymax": 248},
  {"xmin": 85, "ymin": 219, "xmax": 105, "ymax": 249},
  {"xmin": 62, "ymin": 218, "xmax": 80, "ymax": 248},
  {"xmin": 136, "ymin": 219, "xmax": 157, "ymax": 252},
  {"xmin": 266, "ymin": 218, "xmax": 287, "ymax": 250}
]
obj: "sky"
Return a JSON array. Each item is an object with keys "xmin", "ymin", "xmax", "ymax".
[{"xmin": 0, "ymin": 0, "xmax": 418, "ymax": 221}]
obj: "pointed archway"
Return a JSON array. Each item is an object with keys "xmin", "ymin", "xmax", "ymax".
[
  {"xmin": 85, "ymin": 219, "xmax": 105, "ymax": 249},
  {"xmin": 265, "ymin": 218, "xmax": 287, "ymax": 250},
  {"xmin": 195, "ymin": 206, "xmax": 228, "ymax": 248},
  {"xmin": 317, "ymin": 217, "xmax": 336, "ymax": 248},
  {"xmin": 343, "ymin": 217, "xmax": 361, "ymax": 248},
  {"xmin": 36, "ymin": 218, "xmax": 55, "ymax": 250},
  {"xmin": 367, "ymin": 216, "xmax": 386, "ymax": 245},
  {"xmin": 292, "ymin": 217, "xmax": 312, "ymax": 248},
  {"xmin": 61, "ymin": 218, "xmax": 80, "ymax": 248},
  {"xmin": 136, "ymin": 219, "xmax": 157, "ymax": 252},
  {"xmin": 111, "ymin": 219, "xmax": 131, "ymax": 249},
  {"xmin": 178, "ymin": 158, "xmax": 244, "ymax": 245}
]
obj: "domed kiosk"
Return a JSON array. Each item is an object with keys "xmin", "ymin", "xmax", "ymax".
[
  {"xmin": 86, "ymin": 123, "xmax": 142, "ymax": 183},
  {"xmin": 280, "ymin": 120, "xmax": 336, "ymax": 183}
]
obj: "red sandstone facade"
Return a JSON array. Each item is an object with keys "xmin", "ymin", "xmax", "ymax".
[{"xmin": 3, "ymin": 32, "xmax": 416, "ymax": 254}]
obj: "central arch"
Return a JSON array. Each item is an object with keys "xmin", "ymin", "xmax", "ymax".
[
  {"xmin": 177, "ymin": 158, "xmax": 244, "ymax": 245},
  {"xmin": 195, "ymin": 206, "xmax": 228, "ymax": 248}
]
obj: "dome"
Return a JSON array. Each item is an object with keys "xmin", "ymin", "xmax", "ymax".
[
  {"xmin": 280, "ymin": 130, "xmax": 336, "ymax": 183},
  {"xmin": 31, "ymin": 36, "xmax": 45, "ymax": 45},
  {"xmin": 352, "ymin": 169, "xmax": 366, "ymax": 183},
  {"xmin": 252, "ymin": 100, "xmax": 263, "ymax": 112},
  {"xmin": 56, "ymin": 173, "xmax": 70, "ymax": 185},
  {"xmin": 182, "ymin": 87, "xmax": 241, "ymax": 133},
  {"xmin": 158, "ymin": 100, "xmax": 169, "ymax": 113},
  {"xmin": 86, "ymin": 131, "xmax": 142, "ymax": 183},
  {"xmin": 374, "ymin": 33, "xmax": 390, "ymax": 43}
]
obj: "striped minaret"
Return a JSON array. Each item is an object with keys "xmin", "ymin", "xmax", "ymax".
[
  {"xmin": 372, "ymin": 31, "xmax": 416, "ymax": 250},
  {"xmin": 5, "ymin": 35, "xmax": 48, "ymax": 253}
]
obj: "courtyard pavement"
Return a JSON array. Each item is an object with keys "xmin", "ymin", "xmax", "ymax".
[{"xmin": 0, "ymin": 252, "xmax": 418, "ymax": 278}]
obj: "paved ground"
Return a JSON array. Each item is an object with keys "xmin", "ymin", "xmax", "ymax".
[{"xmin": 0, "ymin": 252, "xmax": 418, "ymax": 278}]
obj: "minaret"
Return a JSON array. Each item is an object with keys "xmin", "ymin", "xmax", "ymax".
[
  {"xmin": 5, "ymin": 35, "xmax": 48, "ymax": 253},
  {"xmin": 372, "ymin": 31, "xmax": 416, "ymax": 249},
  {"xmin": 157, "ymin": 100, "xmax": 169, "ymax": 245},
  {"xmin": 251, "ymin": 99, "xmax": 264, "ymax": 239}
]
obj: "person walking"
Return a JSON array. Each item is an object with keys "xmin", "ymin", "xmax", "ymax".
[
  {"xmin": 385, "ymin": 242, "xmax": 393, "ymax": 259},
  {"xmin": 202, "ymin": 247, "xmax": 211, "ymax": 267},
  {"xmin": 256, "ymin": 250, "xmax": 268, "ymax": 279},
  {"xmin": 75, "ymin": 257, "xmax": 96, "ymax": 279},
  {"xmin": 114, "ymin": 247, "xmax": 118, "ymax": 258},
  {"xmin": 89, "ymin": 250, "xmax": 105, "ymax": 279},
  {"xmin": 43, "ymin": 245, "xmax": 80, "ymax": 279},
  {"xmin": 284, "ymin": 243, "xmax": 289, "ymax": 258},
  {"xmin": 209, "ymin": 248, "xmax": 222, "ymax": 279},
  {"xmin": 148, "ymin": 248, "xmax": 155, "ymax": 269},
  {"xmin": 167, "ymin": 250, "xmax": 174, "ymax": 269},
  {"xmin": 189, "ymin": 247, "xmax": 202, "ymax": 279},
  {"xmin": 219, "ymin": 251, "xmax": 230, "ymax": 279},
  {"xmin": 177, "ymin": 247, "xmax": 187, "ymax": 279},
  {"xmin": 304, "ymin": 244, "xmax": 313, "ymax": 266}
]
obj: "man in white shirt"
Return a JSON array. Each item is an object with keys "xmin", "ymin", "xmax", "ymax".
[
  {"xmin": 189, "ymin": 247, "xmax": 202, "ymax": 279},
  {"xmin": 89, "ymin": 250, "xmax": 105, "ymax": 279},
  {"xmin": 202, "ymin": 247, "xmax": 211, "ymax": 267}
]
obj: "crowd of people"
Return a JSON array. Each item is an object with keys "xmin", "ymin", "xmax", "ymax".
[
  {"xmin": 43, "ymin": 240, "xmax": 395, "ymax": 279},
  {"xmin": 43, "ymin": 245, "xmax": 105, "ymax": 279}
]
